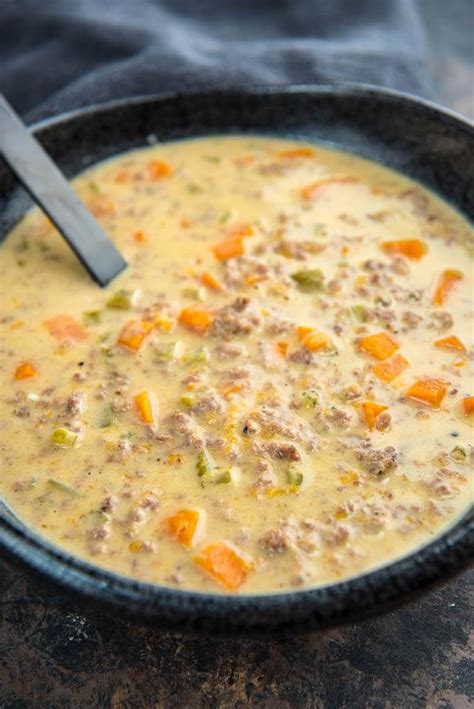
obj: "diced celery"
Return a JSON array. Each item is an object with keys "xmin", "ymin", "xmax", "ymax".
[
  {"xmin": 154, "ymin": 341, "xmax": 181, "ymax": 362},
  {"xmin": 181, "ymin": 285, "xmax": 207, "ymax": 302},
  {"xmin": 214, "ymin": 469, "xmax": 234, "ymax": 485},
  {"xmin": 98, "ymin": 403, "xmax": 117, "ymax": 428},
  {"xmin": 83, "ymin": 310, "xmax": 101, "ymax": 324},
  {"xmin": 451, "ymin": 445, "xmax": 467, "ymax": 462},
  {"xmin": 291, "ymin": 269, "xmax": 325, "ymax": 292},
  {"xmin": 182, "ymin": 346, "xmax": 209, "ymax": 366},
  {"xmin": 301, "ymin": 390, "xmax": 319, "ymax": 408},
  {"xmin": 197, "ymin": 449, "xmax": 213, "ymax": 478},
  {"xmin": 286, "ymin": 467, "xmax": 303, "ymax": 486},
  {"xmin": 106, "ymin": 288, "xmax": 140, "ymax": 310},
  {"xmin": 47, "ymin": 478, "xmax": 81, "ymax": 496},
  {"xmin": 181, "ymin": 392, "xmax": 196, "ymax": 409},
  {"xmin": 351, "ymin": 304, "xmax": 369, "ymax": 322},
  {"xmin": 50, "ymin": 428, "xmax": 78, "ymax": 447}
]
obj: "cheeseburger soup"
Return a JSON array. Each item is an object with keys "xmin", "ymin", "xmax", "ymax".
[{"xmin": 0, "ymin": 136, "xmax": 472, "ymax": 594}]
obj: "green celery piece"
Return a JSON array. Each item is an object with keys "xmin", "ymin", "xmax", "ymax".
[
  {"xmin": 450, "ymin": 445, "xmax": 467, "ymax": 462},
  {"xmin": 155, "ymin": 341, "xmax": 179, "ymax": 362},
  {"xmin": 47, "ymin": 478, "xmax": 82, "ymax": 497},
  {"xmin": 286, "ymin": 467, "xmax": 303, "ymax": 486},
  {"xmin": 197, "ymin": 449, "xmax": 213, "ymax": 478},
  {"xmin": 106, "ymin": 289, "xmax": 139, "ymax": 310},
  {"xmin": 291, "ymin": 269, "xmax": 325, "ymax": 292},
  {"xmin": 183, "ymin": 346, "xmax": 209, "ymax": 366},
  {"xmin": 301, "ymin": 390, "xmax": 319, "ymax": 408},
  {"xmin": 83, "ymin": 310, "xmax": 101, "ymax": 324},
  {"xmin": 351, "ymin": 304, "xmax": 369, "ymax": 322},
  {"xmin": 181, "ymin": 393, "xmax": 196, "ymax": 409},
  {"xmin": 214, "ymin": 469, "xmax": 233, "ymax": 485},
  {"xmin": 98, "ymin": 403, "xmax": 117, "ymax": 428},
  {"xmin": 50, "ymin": 428, "xmax": 78, "ymax": 447}
]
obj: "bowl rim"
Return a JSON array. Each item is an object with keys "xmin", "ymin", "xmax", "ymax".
[{"xmin": 1, "ymin": 82, "xmax": 473, "ymax": 631}]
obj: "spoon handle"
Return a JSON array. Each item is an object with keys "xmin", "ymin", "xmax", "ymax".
[{"xmin": 0, "ymin": 94, "xmax": 127, "ymax": 286}]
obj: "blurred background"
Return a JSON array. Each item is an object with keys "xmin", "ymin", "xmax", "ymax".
[{"xmin": 1, "ymin": 0, "xmax": 473, "ymax": 120}]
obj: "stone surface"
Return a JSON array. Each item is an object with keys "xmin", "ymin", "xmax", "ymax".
[{"xmin": 0, "ymin": 560, "xmax": 472, "ymax": 708}]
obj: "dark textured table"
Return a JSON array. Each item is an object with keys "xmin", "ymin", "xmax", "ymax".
[{"xmin": 1, "ymin": 4, "xmax": 473, "ymax": 706}]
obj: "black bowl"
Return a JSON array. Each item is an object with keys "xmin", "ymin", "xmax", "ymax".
[{"xmin": 1, "ymin": 84, "xmax": 473, "ymax": 634}]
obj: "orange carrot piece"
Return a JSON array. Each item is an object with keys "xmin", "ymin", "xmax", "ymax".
[
  {"xmin": 296, "ymin": 326, "xmax": 331, "ymax": 352},
  {"xmin": 194, "ymin": 542, "xmax": 254, "ymax": 591},
  {"xmin": 301, "ymin": 177, "xmax": 357, "ymax": 200},
  {"xmin": 434, "ymin": 335, "xmax": 466, "ymax": 352},
  {"xmin": 276, "ymin": 147, "xmax": 316, "ymax": 159},
  {"xmin": 14, "ymin": 361, "xmax": 37, "ymax": 380},
  {"xmin": 432, "ymin": 269, "xmax": 463, "ymax": 306},
  {"xmin": 359, "ymin": 332, "xmax": 399, "ymax": 360},
  {"xmin": 212, "ymin": 235, "xmax": 245, "ymax": 261},
  {"xmin": 381, "ymin": 239, "xmax": 427, "ymax": 259},
  {"xmin": 114, "ymin": 170, "xmax": 129, "ymax": 184},
  {"xmin": 372, "ymin": 354, "xmax": 409, "ymax": 383},
  {"xmin": 179, "ymin": 305, "xmax": 215, "ymax": 334},
  {"xmin": 134, "ymin": 391, "xmax": 158, "ymax": 427},
  {"xmin": 462, "ymin": 396, "xmax": 474, "ymax": 416},
  {"xmin": 147, "ymin": 159, "xmax": 173, "ymax": 179},
  {"xmin": 134, "ymin": 229, "xmax": 148, "ymax": 244},
  {"xmin": 87, "ymin": 196, "xmax": 117, "ymax": 218},
  {"xmin": 245, "ymin": 273, "xmax": 269, "ymax": 286},
  {"xmin": 167, "ymin": 509, "xmax": 206, "ymax": 549},
  {"xmin": 201, "ymin": 271, "xmax": 225, "ymax": 291},
  {"xmin": 406, "ymin": 379, "xmax": 447, "ymax": 408},
  {"xmin": 358, "ymin": 401, "xmax": 388, "ymax": 429},
  {"xmin": 222, "ymin": 384, "xmax": 243, "ymax": 398},
  {"xmin": 230, "ymin": 225, "xmax": 254, "ymax": 239},
  {"xmin": 118, "ymin": 320, "xmax": 153, "ymax": 351},
  {"xmin": 44, "ymin": 314, "xmax": 88, "ymax": 343},
  {"xmin": 275, "ymin": 341, "xmax": 289, "ymax": 357}
]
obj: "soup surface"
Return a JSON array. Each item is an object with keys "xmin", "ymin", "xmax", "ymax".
[{"xmin": 0, "ymin": 136, "xmax": 472, "ymax": 594}]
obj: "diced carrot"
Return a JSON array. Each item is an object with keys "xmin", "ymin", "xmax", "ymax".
[
  {"xmin": 167, "ymin": 509, "xmax": 206, "ymax": 549},
  {"xmin": 194, "ymin": 541, "xmax": 254, "ymax": 591},
  {"xmin": 87, "ymin": 196, "xmax": 117, "ymax": 218},
  {"xmin": 340, "ymin": 245, "xmax": 350, "ymax": 256},
  {"xmin": 118, "ymin": 320, "xmax": 153, "ymax": 351},
  {"xmin": 212, "ymin": 235, "xmax": 245, "ymax": 261},
  {"xmin": 359, "ymin": 332, "xmax": 399, "ymax": 360},
  {"xmin": 134, "ymin": 391, "xmax": 159, "ymax": 427},
  {"xmin": 406, "ymin": 379, "xmax": 447, "ymax": 408},
  {"xmin": 358, "ymin": 401, "xmax": 388, "ymax": 429},
  {"xmin": 179, "ymin": 305, "xmax": 215, "ymax": 334},
  {"xmin": 234, "ymin": 155, "xmax": 255, "ymax": 166},
  {"xmin": 245, "ymin": 273, "xmax": 269, "ymax": 286},
  {"xmin": 372, "ymin": 354, "xmax": 409, "ymax": 383},
  {"xmin": 276, "ymin": 147, "xmax": 316, "ymax": 159},
  {"xmin": 296, "ymin": 326, "xmax": 315, "ymax": 341},
  {"xmin": 231, "ymin": 225, "xmax": 254, "ymax": 239},
  {"xmin": 201, "ymin": 271, "xmax": 225, "ymax": 291},
  {"xmin": 301, "ymin": 177, "xmax": 357, "ymax": 200},
  {"xmin": 222, "ymin": 384, "xmax": 243, "ymax": 398},
  {"xmin": 44, "ymin": 314, "xmax": 88, "ymax": 343},
  {"xmin": 434, "ymin": 335, "xmax": 466, "ymax": 352},
  {"xmin": 275, "ymin": 341, "xmax": 288, "ymax": 357},
  {"xmin": 180, "ymin": 218, "xmax": 193, "ymax": 228},
  {"xmin": 134, "ymin": 229, "xmax": 148, "ymax": 244},
  {"xmin": 381, "ymin": 239, "xmax": 427, "ymax": 259},
  {"xmin": 296, "ymin": 326, "xmax": 331, "ymax": 352},
  {"xmin": 114, "ymin": 170, "xmax": 129, "ymax": 184},
  {"xmin": 462, "ymin": 396, "xmax": 474, "ymax": 416},
  {"xmin": 14, "ymin": 361, "xmax": 37, "ymax": 380},
  {"xmin": 146, "ymin": 159, "xmax": 173, "ymax": 179},
  {"xmin": 432, "ymin": 269, "xmax": 463, "ymax": 306}
]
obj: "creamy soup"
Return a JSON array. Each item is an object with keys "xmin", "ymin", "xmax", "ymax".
[{"xmin": 0, "ymin": 136, "xmax": 472, "ymax": 594}]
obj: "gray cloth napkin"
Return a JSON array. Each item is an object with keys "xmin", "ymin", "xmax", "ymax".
[{"xmin": 1, "ymin": 0, "xmax": 432, "ymax": 121}]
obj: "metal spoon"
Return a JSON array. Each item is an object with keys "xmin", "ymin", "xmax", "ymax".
[{"xmin": 0, "ymin": 94, "xmax": 127, "ymax": 286}]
